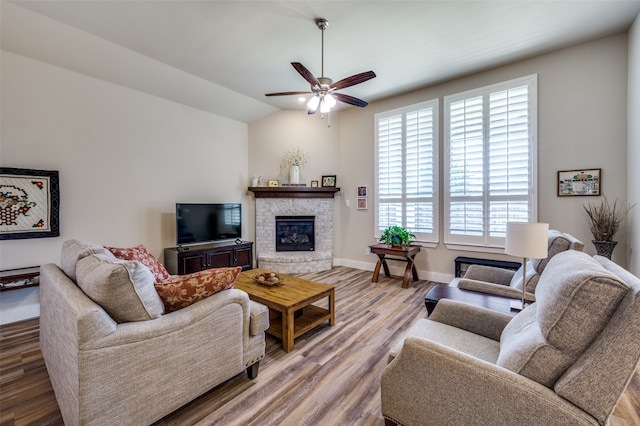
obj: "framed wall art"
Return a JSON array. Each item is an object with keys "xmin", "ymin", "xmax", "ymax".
[
  {"xmin": 557, "ymin": 168, "xmax": 601, "ymax": 196},
  {"xmin": 268, "ymin": 179, "xmax": 280, "ymax": 187},
  {"xmin": 321, "ymin": 175, "xmax": 336, "ymax": 188},
  {"xmin": 310, "ymin": 180, "xmax": 319, "ymax": 188},
  {"xmin": 357, "ymin": 185, "xmax": 367, "ymax": 197},
  {"xmin": 0, "ymin": 168, "xmax": 60, "ymax": 240},
  {"xmin": 357, "ymin": 197, "xmax": 368, "ymax": 210}
]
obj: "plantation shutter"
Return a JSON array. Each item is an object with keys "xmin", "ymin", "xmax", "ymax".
[
  {"xmin": 449, "ymin": 96, "xmax": 484, "ymax": 237},
  {"xmin": 375, "ymin": 100, "xmax": 439, "ymax": 244},
  {"xmin": 377, "ymin": 114, "xmax": 403, "ymax": 229},
  {"xmin": 445, "ymin": 75, "xmax": 537, "ymax": 248},
  {"xmin": 487, "ymin": 85, "xmax": 531, "ymax": 235}
]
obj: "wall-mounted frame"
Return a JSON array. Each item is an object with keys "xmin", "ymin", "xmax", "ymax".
[
  {"xmin": 357, "ymin": 185, "xmax": 367, "ymax": 197},
  {"xmin": 322, "ymin": 175, "xmax": 337, "ymax": 188},
  {"xmin": 268, "ymin": 179, "xmax": 280, "ymax": 187},
  {"xmin": 357, "ymin": 197, "xmax": 368, "ymax": 210},
  {"xmin": 557, "ymin": 168, "xmax": 601, "ymax": 196},
  {"xmin": 310, "ymin": 180, "xmax": 319, "ymax": 188},
  {"xmin": 0, "ymin": 168, "xmax": 60, "ymax": 240}
]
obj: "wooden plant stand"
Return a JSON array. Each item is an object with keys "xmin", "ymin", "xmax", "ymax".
[{"xmin": 369, "ymin": 243, "xmax": 421, "ymax": 288}]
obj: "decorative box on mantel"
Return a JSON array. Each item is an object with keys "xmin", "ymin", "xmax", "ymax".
[{"xmin": 248, "ymin": 186, "xmax": 340, "ymax": 273}]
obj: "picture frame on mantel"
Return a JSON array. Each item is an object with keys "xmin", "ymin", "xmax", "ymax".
[
  {"xmin": 321, "ymin": 175, "xmax": 337, "ymax": 188},
  {"xmin": 557, "ymin": 168, "xmax": 601, "ymax": 196},
  {"xmin": 0, "ymin": 167, "xmax": 60, "ymax": 240}
]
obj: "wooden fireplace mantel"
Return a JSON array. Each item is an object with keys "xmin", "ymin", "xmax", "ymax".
[{"xmin": 248, "ymin": 186, "xmax": 341, "ymax": 199}]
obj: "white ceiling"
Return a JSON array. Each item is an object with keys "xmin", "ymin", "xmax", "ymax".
[{"xmin": 3, "ymin": 1, "xmax": 640, "ymax": 123}]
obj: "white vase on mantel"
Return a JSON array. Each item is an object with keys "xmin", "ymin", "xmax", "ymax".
[{"xmin": 289, "ymin": 166, "xmax": 300, "ymax": 185}]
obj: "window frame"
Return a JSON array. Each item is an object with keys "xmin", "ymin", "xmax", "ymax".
[
  {"xmin": 443, "ymin": 75, "xmax": 538, "ymax": 252},
  {"xmin": 374, "ymin": 99, "xmax": 440, "ymax": 246}
]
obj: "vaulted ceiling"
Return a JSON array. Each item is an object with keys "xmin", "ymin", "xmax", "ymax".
[{"xmin": 3, "ymin": 1, "xmax": 640, "ymax": 123}]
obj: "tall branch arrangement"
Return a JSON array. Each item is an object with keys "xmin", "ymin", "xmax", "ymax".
[{"xmin": 583, "ymin": 197, "xmax": 635, "ymax": 242}]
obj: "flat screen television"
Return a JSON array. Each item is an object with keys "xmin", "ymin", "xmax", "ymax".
[{"xmin": 176, "ymin": 203, "xmax": 242, "ymax": 245}]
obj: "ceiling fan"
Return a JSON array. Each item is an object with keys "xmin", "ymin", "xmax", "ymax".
[{"xmin": 266, "ymin": 18, "xmax": 376, "ymax": 115}]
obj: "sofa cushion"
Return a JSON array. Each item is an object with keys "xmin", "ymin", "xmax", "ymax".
[
  {"xmin": 154, "ymin": 267, "xmax": 241, "ymax": 312},
  {"xmin": 497, "ymin": 305, "xmax": 575, "ymax": 387},
  {"xmin": 61, "ymin": 239, "xmax": 114, "ymax": 282},
  {"xmin": 105, "ymin": 244, "xmax": 170, "ymax": 283},
  {"xmin": 76, "ymin": 254, "xmax": 165, "ymax": 323},
  {"xmin": 498, "ymin": 250, "xmax": 629, "ymax": 386}
]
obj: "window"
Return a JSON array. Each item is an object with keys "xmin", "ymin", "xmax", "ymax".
[
  {"xmin": 444, "ymin": 75, "xmax": 537, "ymax": 249},
  {"xmin": 375, "ymin": 100, "xmax": 439, "ymax": 245}
]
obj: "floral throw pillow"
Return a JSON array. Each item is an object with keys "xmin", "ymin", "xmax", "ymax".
[
  {"xmin": 154, "ymin": 266, "xmax": 241, "ymax": 312},
  {"xmin": 105, "ymin": 244, "xmax": 171, "ymax": 283}
]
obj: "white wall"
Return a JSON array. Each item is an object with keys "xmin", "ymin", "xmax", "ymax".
[
  {"xmin": 629, "ymin": 14, "xmax": 640, "ymax": 275},
  {"xmin": 0, "ymin": 51, "xmax": 250, "ymax": 324}
]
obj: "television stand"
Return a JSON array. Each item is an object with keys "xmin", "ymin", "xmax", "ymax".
[{"xmin": 164, "ymin": 241, "xmax": 253, "ymax": 275}]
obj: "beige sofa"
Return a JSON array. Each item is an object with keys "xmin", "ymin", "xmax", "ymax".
[
  {"xmin": 382, "ymin": 250, "xmax": 640, "ymax": 425},
  {"xmin": 40, "ymin": 240, "xmax": 269, "ymax": 425}
]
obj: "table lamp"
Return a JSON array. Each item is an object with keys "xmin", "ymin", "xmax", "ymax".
[{"xmin": 505, "ymin": 222, "xmax": 549, "ymax": 311}]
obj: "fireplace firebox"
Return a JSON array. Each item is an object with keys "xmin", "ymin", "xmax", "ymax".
[{"xmin": 275, "ymin": 216, "xmax": 315, "ymax": 252}]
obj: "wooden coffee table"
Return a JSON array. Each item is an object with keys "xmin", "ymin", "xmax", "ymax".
[{"xmin": 235, "ymin": 269, "xmax": 335, "ymax": 352}]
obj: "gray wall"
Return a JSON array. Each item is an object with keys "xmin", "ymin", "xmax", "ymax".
[{"xmin": 249, "ymin": 32, "xmax": 633, "ymax": 282}]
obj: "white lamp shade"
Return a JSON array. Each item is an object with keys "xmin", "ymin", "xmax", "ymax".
[{"xmin": 505, "ymin": 222, "xmax": 549, "ymax": 259}]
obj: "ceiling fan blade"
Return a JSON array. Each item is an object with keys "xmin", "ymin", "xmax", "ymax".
[
  {"xmin": 292, "ymin": 62, "xmax": 320, "ymax": 88},
  {"xmin": 330, "ymin": 71, "xmax": 376, "ymax": 91},
  {"xmin": 265, "ymin": 91, "xmax": 312, "ymax": 97},
  {"xmin": 333, "ymin": 93, "xmax": 368, "ymax": 107}
]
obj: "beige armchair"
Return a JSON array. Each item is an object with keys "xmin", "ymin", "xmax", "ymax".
[
  {"xmin": 40, "ymin": 240, "xmax": 269, "ymax": 425},
  {"xmin": 382, "ymin": 250, "xmax": 640, "ymax": 425},
  {"xmin": 452, "ymin": 230, "xmax": 584, "ymax": 301}
]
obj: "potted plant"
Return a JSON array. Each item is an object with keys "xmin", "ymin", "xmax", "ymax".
[
  {"xmin": 280, "ymin": 146, "xmax": 309, "ymax": 185},
  {"xmin": 379, "ymin": 226, "xmax": 416, "ymax": 247},
  {"xmin": 583, "ymin": 196, "xmax": 635, "ymax": 259}
]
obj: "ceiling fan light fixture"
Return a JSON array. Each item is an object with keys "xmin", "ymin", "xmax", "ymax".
[
  {"xmin": 265, "ymin": 17, "xmax": 376, "ymax": 123},
  {"xmin": 320, "ymin": 99, "xmax": 331, "ymax": 114},
  {"xmin": 324, "ymin": 93, "xmax": 336, "ymax": 109},
  {"xmin": 307, "ymin": 95, "xmax": 320, "ymax": 113}
]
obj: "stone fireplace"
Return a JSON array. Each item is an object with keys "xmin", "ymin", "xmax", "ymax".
[
  {"xmin": 275, "ymin": 215, "xmax": 315, "ymax": 252},
  {"xmin": 250, "ymin": 187, "xmax": 339, "ymax": 273}
]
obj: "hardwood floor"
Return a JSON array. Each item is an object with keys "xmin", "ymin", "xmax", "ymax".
[{"xmin": 1, "ymin": 266, "xmax": 639, "ymax": 425}]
